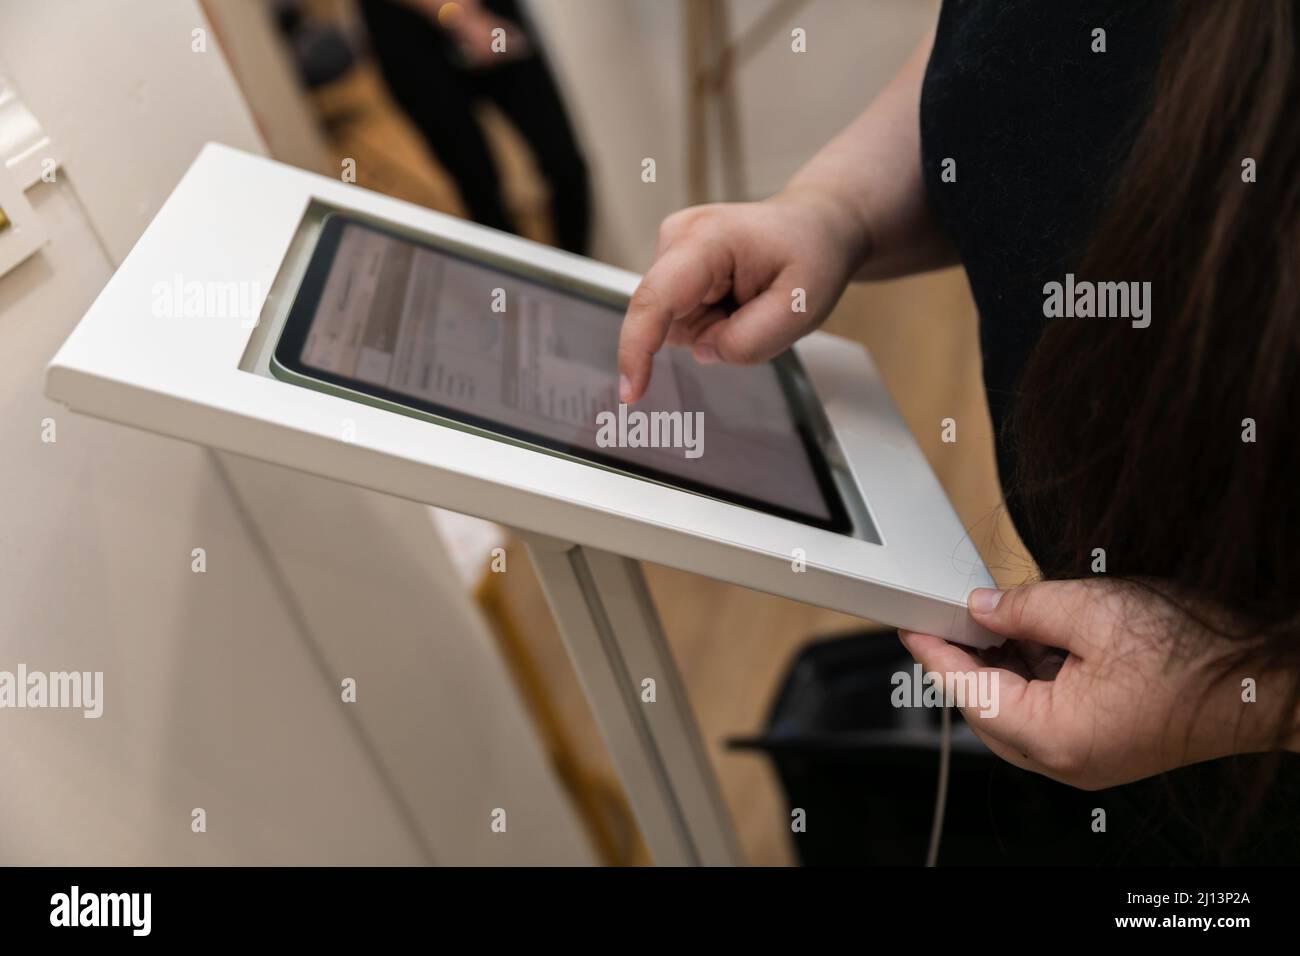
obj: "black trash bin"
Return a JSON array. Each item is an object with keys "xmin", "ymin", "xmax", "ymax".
[{"xmin": 729, "ymin": 630, "xmax": 1190, "ymax": 865}]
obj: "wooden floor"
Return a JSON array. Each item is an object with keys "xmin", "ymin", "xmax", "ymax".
[{"xmin": 312, "ymin": 57, "xmax": 1034, "ymax": 866}]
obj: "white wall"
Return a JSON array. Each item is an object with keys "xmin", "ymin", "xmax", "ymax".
[
  {"xmin": 200, "ymin": 0, "xmax": 336, "ymax": 176},
  {"xmin": 0, "ymin": 118, "xmax": 418, "ymax": 865},
  {"xmin": 0, "ymin": 0, "xmax": 589, "ymax": 865}
]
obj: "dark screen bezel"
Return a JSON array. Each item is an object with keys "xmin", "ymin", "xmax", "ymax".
[{"xmin": 273, "ymin": 213, "xmax": 854, "ymax": 535}]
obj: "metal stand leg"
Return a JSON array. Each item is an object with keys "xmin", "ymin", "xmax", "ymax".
[{"xmin": 524, "ymin": 535, "xmax": 743, "ymax": 866}]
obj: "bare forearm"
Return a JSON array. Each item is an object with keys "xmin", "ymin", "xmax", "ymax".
[{"xmin": 784, "ymin": 29, "xmax": 956, "ymax": 281}]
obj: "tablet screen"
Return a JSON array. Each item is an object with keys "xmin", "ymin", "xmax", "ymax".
[{"xmin": 274, "ymin": 214, "xmax": 852, "ymax": 533}]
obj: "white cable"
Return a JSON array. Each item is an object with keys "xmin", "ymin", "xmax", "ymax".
[{"xmin": 925, "ymin": 704, "xmax": 952, "ymax": 867}]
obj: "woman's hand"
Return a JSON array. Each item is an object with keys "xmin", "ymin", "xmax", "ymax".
[
  {"xmin": 899, "ymin": 579, "xmax": 1296, "ymax": 790},
  {"xmin": 617, "ymin": 28, "xmax": 955, "ymax": 403},
  {"xmin": 419, "ymin": 0, "xmax": 530, "ymax": 67},
  {"xmin": 616, "ymin": 188, "xmax": 869, "ymax": 403}
]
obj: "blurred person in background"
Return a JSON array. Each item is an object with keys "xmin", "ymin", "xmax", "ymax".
[{"xmin": 358, "ymin": 0, "xmax": 591, "ymax": 253}]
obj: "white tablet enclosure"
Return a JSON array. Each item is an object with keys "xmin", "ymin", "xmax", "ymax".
[{"xmin": 46, "ymin": 144, "xmax": 1000, "ymax": 648}]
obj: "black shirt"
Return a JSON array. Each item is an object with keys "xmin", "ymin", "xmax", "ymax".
[
  {"xmin": 917, "ymin": 1, "xmax": 1300, "ymax": 864},
  {"xmin": 919, "ymin": 0, "xmax": 1173, "ymax": 562}
]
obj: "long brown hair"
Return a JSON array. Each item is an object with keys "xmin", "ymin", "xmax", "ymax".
[{"xmin": 1008, "ymin": 0, "xmax": 1300, "ymax": 850}]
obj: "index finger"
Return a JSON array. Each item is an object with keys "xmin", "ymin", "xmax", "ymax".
[{"xmin": 618, "ymin": 241, "xmax": 729, "ymax": 403}]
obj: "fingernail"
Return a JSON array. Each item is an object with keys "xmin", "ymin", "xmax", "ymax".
[
  {"xmin": 969, "ymin": 588, "xmax": 1003, "ymax": 614},
  {"xmin": 619, "ymin": 374, "xmax": 632, "ymax": 403},
  {"xmin": 693, "ymin": 343, "xmax": 719, "ymax": 364}
]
